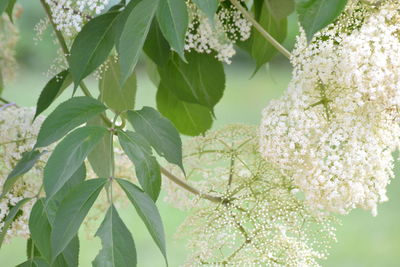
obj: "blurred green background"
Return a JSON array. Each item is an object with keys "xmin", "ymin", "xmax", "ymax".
[{"xmin": 1, "ymin": 2, "xmax": 399, "ymax": 266}]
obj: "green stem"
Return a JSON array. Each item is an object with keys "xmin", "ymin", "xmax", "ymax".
[
  {"xmin": 108, "ymin": 114, "xmax": 119, "ymax": 205},
  {"xmin": 110, "ymin": 114, "xmax": 118, "ymax": 178},
  {"xmin": 227, "ymin": 155, "xmax": 235, "ymax": 187},
  {"xmin": 230, "ymin": 0, "xmax": 291, "ymax": 59}
]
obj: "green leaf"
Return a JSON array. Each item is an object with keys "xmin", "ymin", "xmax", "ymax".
[
  {"xmin": 116, "ymin": 179, "xmax": 167, "ymax": 263},
  {"xmin": 157, "ymin": 0, "xmax": 188, "ymax": 60},
  {"xmin": 0, "ymin": 198, "xmax": 31, "ymax": 248},
  {"xmin": 117, "ymin": 0, "xmax": 159, "ymax": 84},
  {"xmin": 43, "ymin": 126, "xmax": 108, "ymax": 200},
  {"xmin": 1, "ymin": 150, "xmax": 46, "ymax": 198},
  {"xmin": 159, "ymin": 52, "xmax": 225, "ymax": 111},
  {"xmin": 69, "ymin": 12, "xmax": 119, "ymax": 88},
  {"xmin": 34, "ymin": 70, "xmax": 72, "ymax": 120},
  {"xmin": 251, "ymin": 0, "xmax": 287, "ymax": 71},
  {"xmin": 29, "ymin": 199, "xmax": 53, "ymax": 262},
  {"xmin": 5, "ymin": 0, "xmax": 16, "ymax": 21},
  {"xmin": 99, "ymin": 58, "xmax": 137, "ymax": 112},
  {"xmin": 30, "ymin": 164, "xmax": 84, "ymax": 265},
  {"xmin": 126, "ymin": 107, "xmax": 184, "ymax": 171},
  {"xmin": 157, "ymin": 84, "xmax": 212, "ymax": 136},
  {"xmin": 118, "ymin": 130, "xmax": 161, "ymax": 201},
  {"xmin": 49, "ymin": 167, "xmax": 84, "ymax": 267},
  {"xmin": 55, "ymin": 236, "xmax": 80, "ymax": 267},
  {"xmin": 27, "ymin": 239, "xmax": 42, "ymax": 259},
  {"xmin": 144, "ymin": 20, "xmax": 171, "ymax": 67},
  {"xmin": 296, "ymin": 0, "xmax": 348, "ymax": 41},
  {"xmin": 192, "ymin": 0, "xmax": 218, "ymax": 22},
  {"xmin": 108, "ymin": 3, "xmax": 125, "ymax": 12},
  {"xmin": 22, "ymin": 244, "xmax": 79, "ymax": 267},
  {"xmin": 0, "ymin": 0, "xmax": 11, "ymax": 15},
  {"xmin": 17, "ymin": 258, "xmax": 49, "ymax": 267},
  {"xmin": 93, "ymin": 205, "xmax": 137, "ymax": 267},
  {"xmin": 51, "ymin": 178, "xmax": 107, "ymax": 261},
  {"xmin": 112, "ymin": 0, "xmax": 141, "ymax": 44},
  {"xmin": 46, "ymin": 164, "xmax": 87, "ymax": 224},
  {"xmin": 145, "ymin": 57, "xmax": 161, "ymax": 87},
  {"xmin": 266, "ymin": 0, "xmax": 295, "ymax": 20},
  {"xmin": 35, "ymin": 96, "xmax": 107, "ymax": 148},
  {"xmin": 29, "ymin": 197, "xmax": 81, "ymax": 266},
  {"xmin": 87, "ymin": 116, "xmax": 112, "ymax": 178}
]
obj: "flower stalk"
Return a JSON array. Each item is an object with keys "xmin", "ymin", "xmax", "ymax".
[
  {"xmin": 0, "ymin": 97, "xmax": 10, "ymax": 104},
  {"xmin": 229, "ymin": 0, "xmax": 291, "ymax": 59},
  {"xmin": 160, "ymin": 167, "xmax": 226, "ymax": 204}
]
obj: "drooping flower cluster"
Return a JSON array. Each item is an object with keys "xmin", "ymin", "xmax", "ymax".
[
  {"xmin": 185, "ymin": 0, "xmax": 251, "ymax": 64},
  {"xmin": 165, "ymin": 125, "xmax": 336, "ymax": 266},
  {"xmin": 0, "ymin": 8, "xmax": 21, "ymax": 83},
  {"xmin": 260, "ymin": 0, "xmax": 400, "ymax": 216},
  {"xmin": 45, "ymin": 0, "xmax": 110, "ymax": 36},
  {"xmin": 0, "ymin": 106, "xmax": 46, "ymax": 243}
]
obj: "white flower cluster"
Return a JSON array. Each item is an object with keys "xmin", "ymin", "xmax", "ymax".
[
  {"xmin": 0, "ymin": 106, "xmax": 46, "ymax": 243},
  {"xmin": 166, "ymin": 125, "xmax": 336, "ymax": 266},
  {"xmin": 45, "ymin": 0, "xmax": 109, "ymax": 36},
  {"xmin": 185, "ymin": 1, "xmax": 251, "ymax": 64},
  {"xmin": 260, "ymin": 1, "xmax": 400, "ymax": 216}
]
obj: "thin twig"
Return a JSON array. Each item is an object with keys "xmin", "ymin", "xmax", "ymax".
[
  {"xmin": 0, "ymin": 96, "xmax": 10, "ymax": 104},
  {"xmin": 230, "ymin": 0, "xmax": 291, "ymax": 59},
  {"xmin": 160, "ymin": 167, "xmax": 227, "ymax": 204}
]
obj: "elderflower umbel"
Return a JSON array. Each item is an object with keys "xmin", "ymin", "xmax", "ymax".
[
  {"xmin": 185, "ymin": 0, "xmax": 251, "ymax": 64},
  {"xmin": 166, "ymin": 125, "xmax": 336, "ymax": 266},
  {"xmin": 260, "ymin": 0, "xmax": 400, "ymax": 216},
  {"xmin": 45, "ymin": 0, "xmax": 109, "ymax": 36},
  {"xmin": 0, "ymin": 106, "xmax": 47, "ymax": 243}
]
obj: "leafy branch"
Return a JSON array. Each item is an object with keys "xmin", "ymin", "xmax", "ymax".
[
  {"xmin": 0, "ymin": 96, "xmax": 226, "ymax": 206},
  {"xmin": 40, "ymin": 0, "xmax": 232, "ymax": 205}
]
